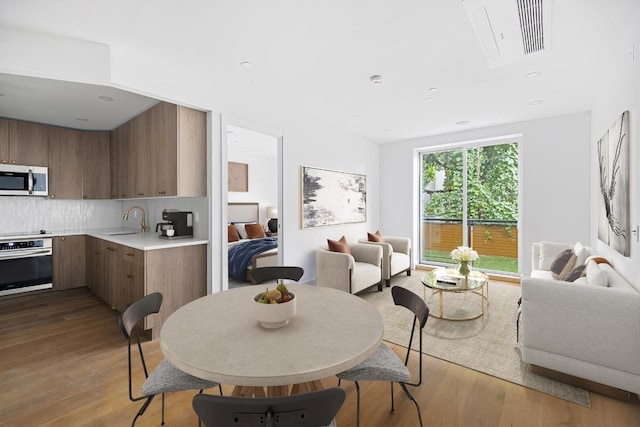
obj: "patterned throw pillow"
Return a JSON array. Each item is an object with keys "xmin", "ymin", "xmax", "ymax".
[
  {"xmin": 550, "ymin": 248, "xmax": 577, "ymax": 280},
  {"xmin": 565, "ymin": 264, "xmax": 587, "ymax": 282},
  {"xmin": 328, "ymin": 236, "xmax": 351, "ymax": 254},
  {"xmin": 367, "ymin": 230, "xmax": 384, "ymax": 242}
]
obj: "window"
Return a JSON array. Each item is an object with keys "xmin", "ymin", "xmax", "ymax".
[{"xmin": 419, "ymin": 140, "xmax": 520, "ymax": 275}]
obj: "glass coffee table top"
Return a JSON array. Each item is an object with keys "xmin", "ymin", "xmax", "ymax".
[{"xmin": 421, "ymin": 268, "xmax": 489, "ymax": 321}]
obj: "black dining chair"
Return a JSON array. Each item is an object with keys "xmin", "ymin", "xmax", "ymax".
[
  {"xmin": 119, "ymin": 292, "xmax": 223, "ymax": 426},
  {"xmin": 250, "ymin": 266, "xmax": 304, "ymax": 285},
  {"xmin": 337, "ymin": 286, "xmax": 429, "ymax": 427},
  {"xmin": 192, "ymin": 387, "xmax": 346, "ymax": 427}
]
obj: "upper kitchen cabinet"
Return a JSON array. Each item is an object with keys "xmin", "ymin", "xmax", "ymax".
[
  {"xmin": 112, "ymin": 120, "xmax": 135, "ymax": 199},
  {"xmin": 48, "ymin": 126, "xmax": 84, "ymax": 199},
  {"xmin": 111, "ymin": 101, "xmax": 206, "ymax": 199},
  {"xmin": 83, "ymin": 130, "xmax": 110, "ymax": 199},
  {"xmin": 1, "ymin": 119, "xmax": 49, "ymax": 166}
]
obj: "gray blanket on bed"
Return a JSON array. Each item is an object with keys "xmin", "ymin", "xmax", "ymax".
[{"xmin": 228, "ymin": 237, "xmax": 278, "ymax": 281}]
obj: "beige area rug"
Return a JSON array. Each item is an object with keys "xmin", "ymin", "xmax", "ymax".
[{"xmin": 360, "ymin": 274, "xmax": 591, "ymax": 407}]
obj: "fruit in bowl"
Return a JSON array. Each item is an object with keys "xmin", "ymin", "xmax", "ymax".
[{"xmin": 253, "ymin": 284, "xmax": 296, "ymax": 328}]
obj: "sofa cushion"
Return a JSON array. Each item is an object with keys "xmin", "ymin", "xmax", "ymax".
[
  {"xmin": 539, "ymin": 241, "xmax": 572, "ymax": 270},
  {"xmin": 367, "ymin": 230, "xmax": 384, "ymax": 243},
  {"xmin": 550, "ymin": 248, "xmax": 576, "ymax": 280},
  {"xmin": 573, "ymin": 241, "xmax": 589, "ymax": 266},
  {"xmin": 585, "ymin": 260, "xmax": 608, "ymax": 287},
  {"xmin": 531, "ymin": 270, "xmax": 554, "ymax": 280},
  {"xmin": 328, "ymin": 236, "xmax": 351, "ymax": 255}
]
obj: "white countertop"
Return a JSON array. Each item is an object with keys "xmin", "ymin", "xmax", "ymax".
[{"xmin": 0, "ymin": 228, "xmax": 208, "ymax": 250}]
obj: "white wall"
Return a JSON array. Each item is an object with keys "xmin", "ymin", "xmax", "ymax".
[
  {"xmin": 380, "ymin": 112, "xmax": 592, "ymax": 277},
  {"xmin": 590, "ymin": 23, "xmax": 640, "ymax": 285}
]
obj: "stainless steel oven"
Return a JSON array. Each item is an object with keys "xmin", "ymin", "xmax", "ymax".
[{"xmin": 0, "ymin": 237, "xmax": 53, "ymax": 296}]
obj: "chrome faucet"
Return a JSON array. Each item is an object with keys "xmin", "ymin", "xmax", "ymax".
[{"xmin": 123, "ymin": 205, "xmax": 149, "ymax": 233}]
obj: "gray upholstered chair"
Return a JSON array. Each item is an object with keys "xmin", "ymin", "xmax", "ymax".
[
  {"xmin": 192, "ymin": 387, "xmax": 345, "ymax": 427},
  {"xmin": 315, "ymin": 244, "xmax": 383, "ymax": 294},
  {"xmin": 358, "ymin": 236, "xmax": 412, "ymax": 286},
  {"xmin": 337, "ymin": 286, "xmax": 429, "ymax": 427},
  {"xmin": 119, "ymin": 292, "xmax": 222, "ymax": 426}
]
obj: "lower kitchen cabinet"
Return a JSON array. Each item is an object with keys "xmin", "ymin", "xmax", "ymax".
[
  {"xmin": 52, "ymin": 235, "xmax": 86, "ymax": 290},
  {"xmin": 85, "ymin": 236, "xmax": 206, "ymax": 338}
]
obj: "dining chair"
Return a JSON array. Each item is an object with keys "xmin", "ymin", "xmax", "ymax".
[
  {"xmin": 192, "ymin": 387, "xmax": 346, "ymax": 427},
  {"xmin": 119, "ymin": 292, "xmax": 223, "ymax": 426},
  {"xmin": 337, "ymin": 286, "xmax": 429, "ymax": 427},
  {"xmin": 250, "ymin": 266, "xmax": 304, "ymax": 284}
]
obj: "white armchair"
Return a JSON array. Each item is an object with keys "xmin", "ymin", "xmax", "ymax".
[
  {"xmin": 359, "ymin": 236, "xmax": 412, "ymax": 286},
  {"xmin": 315, "ymin": 244, "xmax": 383, "ymax": 294}
]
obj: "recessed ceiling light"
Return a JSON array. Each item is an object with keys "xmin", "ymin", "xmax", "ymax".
[
  {"xmin": 530, "ymin": 100, "xmax": 543, "ymax": 105},
  {"xmin": 456, "ymin": 120, "xmax": 470, "ymax": 125},
  {"xmin": 352, "ymin": 114, "xmax": 362, "ymax": 119},
  {"xmin": 75, "ymin": 117, "xmax": 90, "ymax": 122},
  {"xmin": 423, "ymin": 97, "xmax": 434, "ymax": 102},
  {"xmin": 427, "ymin": 87, "xmax": 438, "ymax": 93},
  {"xmin": 98, "ymin": 95, "xmax": 114, "ymax": 101},
  {"xmin": 240, "ymin": 61, "xmax": 254, "ymax": 69},
  {"xmin": 525, "ymin": 71, "xmax": 542, "ymax": 78},
  {"xmin": 369, "ymin": 75, "xmax": 383, "ymax": 85}
]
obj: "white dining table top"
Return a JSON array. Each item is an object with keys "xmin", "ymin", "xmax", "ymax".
[{"xmin": 160, "ymin": 283, "xmax": 384, "ymax": 387}]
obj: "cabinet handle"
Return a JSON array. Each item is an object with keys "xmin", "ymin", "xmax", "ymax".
[
  {"xmin": 126, "ymin": 252, "xmax": 134, "ymax": 257},
  {"xmin": 1, "ymin": 160, "xmax": 7, "ymax": 164},
  {"xmin": 137, "ymin": 193, "xmax": 145, "ymax": 196},
  {"xmin": 61, "ymin": 237, "xmax": 66, "ymax": 241},
  {"xmin": 121, "ymin": 194, "xmax": 127, "ymax": 198},
  {"xmin": 158, "ymin": 191, "xmax": 166, "ymax": 195},
  {"xmin": 94, "ymin": 251, "xmax": 100, "ymax": 255},
  {"xmin": 11, "ymin": 160, "xmax": 16, "ymax": 164},
  {"xmin": 106, "ymin": 247, "xmax": 116, "ymax": 252},
  {"xmin": 126, "ymin": 274, "xmax": 134, "ymax": 279},
  {"xmin": 50, "ymin": 195, "xmax": 55, "ymax": 199}
]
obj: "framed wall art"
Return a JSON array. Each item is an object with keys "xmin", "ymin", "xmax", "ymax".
[
  {"xmin": 301, "ymin": 166, "xmax": 366, "ymax": 228},
  {"xmin": 597, "ymin": 110, "xmax": 630, "ymax": 256}
]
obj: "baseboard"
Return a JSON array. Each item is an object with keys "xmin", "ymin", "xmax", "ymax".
[{"xmin": 530, "ymin": 364, "xmax": 639, "ymax": 402}]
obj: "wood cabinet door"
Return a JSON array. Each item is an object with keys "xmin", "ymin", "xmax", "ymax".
[
  {"xmin": 83, "ymin": 131, "xmax": 110, "ymax": 199},
  {"xmin": 177, "ymin": 106, "xmax": 207, "ymax": 196},
  {"xmin": 150, "ymin": 102, "xmax": 178, "ymax": 196},
  {"xmin": 48, "ymin": 127, "xmax": 84, "ymax": 199},
  {"xmin": 53, "ymin": 236, "xmax": 86, "ymax": 290},
  {"xmin": 0, "ymin": 118, "xmax": 9, "ymax": 164},
  {"xmin": 8, "ymin": 120, "xmax": 49, "ymax": 166},
  {"xmin": 119, "ymin": 247, "xmax": 145, "ymax": 311},
  {"xmin": 115, "ymin": 121, "xmax": 135, "ymax": 199},
  {"xmin": 86, "ymin": 237, "xmax": 102, "ymax": 295},
  {"xmin": 132, "ymin": 110, "xmax": 153, "ymax": 197}
]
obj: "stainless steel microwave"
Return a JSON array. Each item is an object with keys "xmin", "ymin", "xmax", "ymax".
[{"xmin": 0, "ymin": 164, "xmax": 48, "ymax": 196}]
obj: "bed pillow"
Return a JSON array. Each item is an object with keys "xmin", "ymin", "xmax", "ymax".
[
  {"xmin": 368, "ymin": 230, "xmax": 384, "ymax": 242},
  {"xmin": 228, "ymin": 224, "xmax": 240, "ymax": 242},
  {"xmin": 245, "ymin": 223, "xmax": 266, "ymax": 239},
  {"xmin": 328, "ymin": 236, "xmax": 351, "ymax": 255},
  {"xmin": 550, "ymin": 248, "xmax": 576, "ymax": 280},
  {"xmin": 233, "ymin": 223, "xmax": 251, "ymax": 239}
]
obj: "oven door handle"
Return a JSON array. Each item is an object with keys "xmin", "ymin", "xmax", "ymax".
[{"xmin": 0, "ymin": 249, "xmax": 52, "ymax": 260}]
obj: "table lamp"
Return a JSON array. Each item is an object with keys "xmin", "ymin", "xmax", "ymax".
[{"xmin": 266, "ymin": 206, "xmax": 278, "ymax": 233}]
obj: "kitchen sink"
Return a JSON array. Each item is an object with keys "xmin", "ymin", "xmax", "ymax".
[{"xmin": 104, "ymin": 231, "xmax": 140, "ymax": 236}]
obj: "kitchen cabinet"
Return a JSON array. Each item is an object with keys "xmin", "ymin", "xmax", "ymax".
[
  {"xmin": 1, "ymin": 119, "xmax": 49, "ymax": 166},
  {"xmin": 83, "ymin": 130, "xmax": 110, "ymax": 199},
  {"xmin": 114, "ymin": 246, "xmax": 144, "ymax": 312},
  {"xmin": 112, "ymin": 120, "xmax": 135, "ymax": 199},
  {"xmin": 111, "ymin": 101, "xmax": 206, "ymax": 199},
  {"xmin": 48, "ymin": 127, "xmax": 84, "ymax": 199},
  {"xmin": 52, "ymin": 235, "xmax": 86, "ymax": 290}
]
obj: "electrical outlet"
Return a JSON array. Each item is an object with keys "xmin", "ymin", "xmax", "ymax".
[{"xmin": 194, "ymin": 211, "xmax": 199, "ymax": 223}]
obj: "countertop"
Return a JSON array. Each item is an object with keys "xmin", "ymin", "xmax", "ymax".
[{"xmin": 0, "ymin": 228, "xmax": 209, "ymax": 251}]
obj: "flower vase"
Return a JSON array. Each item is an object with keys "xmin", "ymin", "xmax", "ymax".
[{"xmin": 458, "ymin": 261, "xmax": 471, "ymax": 277}]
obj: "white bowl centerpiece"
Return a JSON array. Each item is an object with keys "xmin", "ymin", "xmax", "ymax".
[{"xmin": 253, "ymin": 284, "xmax": 296, "ymax": 329}]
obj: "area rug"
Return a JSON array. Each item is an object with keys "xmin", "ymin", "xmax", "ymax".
[{"xmin": 361, "ymin": 274, "xmax": 591, "ymax": 407}]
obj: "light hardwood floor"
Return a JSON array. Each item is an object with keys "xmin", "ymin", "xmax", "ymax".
[{"xmin": 1, "ymin": 288, "xmax": 639, "ymax": 427}]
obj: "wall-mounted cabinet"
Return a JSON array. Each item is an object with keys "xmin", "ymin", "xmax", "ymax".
[
  {"xmin": 0, "ymin": 118, "xmax": 49, "ymax": 166},
  {"xmin": 111, "ymin": 101, "xmax": 206, "ymax": 199},
  {"xmin": 83, "ymin": 130, "xmax": 110, "ymax": 199}
]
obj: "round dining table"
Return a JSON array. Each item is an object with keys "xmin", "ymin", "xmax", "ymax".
[{"xmin": 160, "ymin": 283, "xmax": 384, "ymax": 397}]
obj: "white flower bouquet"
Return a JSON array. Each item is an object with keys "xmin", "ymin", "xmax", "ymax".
[{"xmin": 450, "ymin": 246, "xmax": 479, "ymax": 277}]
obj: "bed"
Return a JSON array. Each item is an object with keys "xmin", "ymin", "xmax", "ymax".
[{"xmin": 228, "ymin": 202, "xmax": 279, "ymax": 283}]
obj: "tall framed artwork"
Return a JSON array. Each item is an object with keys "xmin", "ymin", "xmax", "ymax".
[
  {"xmin": 597, "ymin": 110, "xmax": 630, "ymax": 256},
  {"xmin": 301, "ymin": 166, "xmax": 366, "ymax": 228}
]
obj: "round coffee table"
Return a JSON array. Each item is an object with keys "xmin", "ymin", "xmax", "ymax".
[{"xmin": 421, "ymin": 268, "xmax": 489, "ymax": 321}]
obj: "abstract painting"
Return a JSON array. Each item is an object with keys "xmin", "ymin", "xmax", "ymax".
[
  {"xmin": 597, "ymin": 110, "xmax": 630, "ymax": 256},
  {"xmin": 301, "ymin": 166, "xmax": 366, "ymax": 228}
]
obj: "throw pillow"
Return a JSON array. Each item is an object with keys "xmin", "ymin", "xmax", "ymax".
[
  {"xmin": 573, "ymin": 241, "xmax": 589, "ymax": 266},
  {"xmin": 228, "ymin": 224, "xmax": 240, "ymax": 242},
  {"xmin": 327, "ymin": 236, "xmax": 351, "ymax": 254},
  {"xmin": 234, "ymin": 223, "xmax": 250, "ymax": 239},
  {"xmin": 550, "ymin": 248, "xmax": 576, "ymax": 280},
  {"xmin": 565, "ymin": 264, "xmax": 586, "ymax": 282},
  {"xmin": 368, "ymin": 230, "xmax": 384, "ymax": 242},
  {"xmin": 585, "ymin": 260, "xmax": 608, "ymax": 287},
  {"xmin": 245, "ymin": 223, "xmax": 266, "ymax": 239},
  {"xmin": 539, "ymin": 241, "xmax": 571, "ymax": 271},
  {"xmin": 585, "ymin": 255, "xmax": 611, "ymax": 266}
]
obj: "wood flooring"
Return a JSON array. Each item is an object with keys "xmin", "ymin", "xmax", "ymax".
[{"xmin": 1, "ymin": 287, "xmax": 639, "ymax": 427}]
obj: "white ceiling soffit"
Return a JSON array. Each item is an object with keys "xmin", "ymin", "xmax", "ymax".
[{"xmin": 463, "ymin": 0, "xmax": 552, "ymax": 68}]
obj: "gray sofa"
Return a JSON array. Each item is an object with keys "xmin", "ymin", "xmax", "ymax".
[{"xmin": 521, "ymin": 241, "xmax": 640, "ymax": 395}]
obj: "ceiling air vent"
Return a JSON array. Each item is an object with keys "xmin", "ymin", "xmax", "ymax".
[{"xmin": 517, "ymin": 0, "xmax": 544, "ymax": 54}]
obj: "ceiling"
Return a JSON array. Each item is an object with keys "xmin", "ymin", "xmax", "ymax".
[{"xmin": 0, "ymin": 0, "xmax": 636, "ymax": 143}]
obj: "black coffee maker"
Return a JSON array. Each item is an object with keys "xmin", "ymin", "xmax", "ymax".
[{"xmin": 156, "ymin": 210, "xmax": 193, "ymax": 239}]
